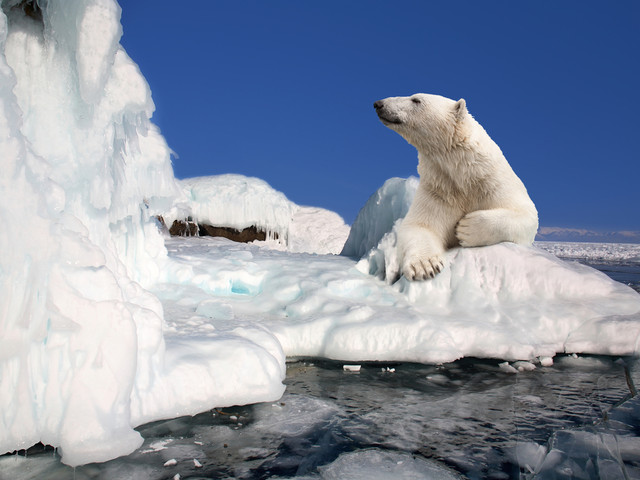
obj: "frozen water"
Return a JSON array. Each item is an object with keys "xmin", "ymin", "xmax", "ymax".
[
  {"xmin": 3, "ymin": 355, "xmax": 637, "ymax": 479},
  {"xmin": 535, "ymin": 241, "xmax": 640, "ymax": 263},
  {"xmin": 317, "ymin": 449, "xmax": 462, "ymax": 479}
]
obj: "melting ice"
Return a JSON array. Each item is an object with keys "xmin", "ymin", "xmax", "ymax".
[{"xmin": 0, "ymin": 0, "xmax": 639, "ymax": 470}]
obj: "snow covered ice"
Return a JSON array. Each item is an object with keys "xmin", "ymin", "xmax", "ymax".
[{"xmin": 1, "ymin": 0, "xmax": 640, "ymax": 472}]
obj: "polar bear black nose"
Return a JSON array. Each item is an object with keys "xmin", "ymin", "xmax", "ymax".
[{"xmin": 373, "ymin": 100, "xmax": 384, "ymax": 110}]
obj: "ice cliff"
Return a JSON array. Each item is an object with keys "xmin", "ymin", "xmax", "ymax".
[{"xmin": 0, "ymin": 0, "xmax": 184, "ymax": 466}]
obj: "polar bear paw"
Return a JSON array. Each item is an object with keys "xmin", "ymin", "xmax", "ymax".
[
  {"xmin": 402, "ymin": 254, "xmax": 444, "ymax": 281},
  {"xmin": 456, "ymin": 210, "xmax": 500, "ymax": 247}
]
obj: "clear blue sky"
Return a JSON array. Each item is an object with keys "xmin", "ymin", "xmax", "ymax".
[{"xmin": 119, "ymin": 1, "xmax": 639, "ymax": 230}]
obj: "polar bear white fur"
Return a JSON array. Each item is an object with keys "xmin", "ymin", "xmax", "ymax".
[{"xmin": 374, "ymin": 93, "xmax": 538, "ymax": 280}]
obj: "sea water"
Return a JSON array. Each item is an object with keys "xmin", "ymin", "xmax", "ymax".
[{"xmin": 1, "ymin": 251, "xmax": 638, "ymax": 480}]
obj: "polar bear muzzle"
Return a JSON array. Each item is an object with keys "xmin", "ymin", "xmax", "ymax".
[{"xmin": 374, "ymin": 100, "xmax": 402, "ymax": 125}]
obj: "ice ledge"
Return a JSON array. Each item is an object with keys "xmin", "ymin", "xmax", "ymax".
[{"xmin": 251, "ymin": 240, "xmax": 640, "ymax": 364}]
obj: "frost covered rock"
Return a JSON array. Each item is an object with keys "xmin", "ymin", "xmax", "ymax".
[
  {"xmin": 164, "ymin": 174, "xmax": 350, "ymax": 254},
  {"xmin": 169, "ymin": 174, "xmax": 294, "ymax": 242}
]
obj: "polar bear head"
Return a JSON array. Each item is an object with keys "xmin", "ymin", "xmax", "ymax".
[{"xmin": 374, "ymin": 94, "xmax": 469, "ymax": 151}]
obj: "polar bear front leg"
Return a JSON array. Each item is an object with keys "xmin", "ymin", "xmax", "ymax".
[
  {"xmin": 456, "ymin": 208, "xmax": 538, "ymax": 247},
  {"xmin": 397, "ymin": 222, "xmax": 445, "ymax": 280}
]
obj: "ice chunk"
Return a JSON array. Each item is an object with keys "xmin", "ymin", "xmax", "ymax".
[
  {"xmin": 343, "ymin": 364, "xmax": 362, "ymax": 372},
  {"xmin": 341, "ymin": 176, "xmax": 418, "ymax": 258},
  {"xmin": 252, "ymin": 394, "xmax": 339, "ymax": 437},
  {"xmin": 319, "ymin": 449, "xmax": 462, "ymax": 479}
]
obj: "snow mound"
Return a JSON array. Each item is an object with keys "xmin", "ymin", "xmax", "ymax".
[
  {"xmin": 287, "ymin": 206, "xmax": 351, "ymax": 255},
  {"xmin": 165, "ymin": 174, "xmax": 350, "ymax": 254}
]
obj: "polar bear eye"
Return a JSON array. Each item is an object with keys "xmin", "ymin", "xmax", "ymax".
[{"xmin": 411, "ymin": 97, "xmax": 421, "ymax": 104}]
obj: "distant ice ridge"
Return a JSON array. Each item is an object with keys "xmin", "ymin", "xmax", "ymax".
[
  {"xmin": 535, "ymin": 241, "xmax": 640, "ymax": 263},
  {"xmin": 165, "ymin": 174, "xmax": 350, "ymax": 255}
]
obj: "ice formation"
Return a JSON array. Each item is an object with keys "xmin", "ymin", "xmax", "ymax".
[
  {"xmin": 0, "ymin": 0, "xmax": 285, "ymax": 467},
  {"xmin": 0, "ymin": 0, "xmax": 175, "ymax": 465},
  {"xmin": 1, "ymin": 0, "xmax": 639, "ymax": 470},
  {"xmin": 341, "ymin": 176, "xmax": 418, "ymax": 259}
]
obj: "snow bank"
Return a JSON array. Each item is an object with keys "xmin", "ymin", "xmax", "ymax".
[{"xmin": 165, "ymin": 174, "xmax": 350, "ymax": 254}]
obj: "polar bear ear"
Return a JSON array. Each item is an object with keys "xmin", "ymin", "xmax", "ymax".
[{"xmin": 454, "ymin": 98, "xmax": 467, "ymax": 120}]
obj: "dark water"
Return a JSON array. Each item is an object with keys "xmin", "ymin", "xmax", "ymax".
[
  {"xmin": 2, "ymin": 261, "xmax": 640, "ymax": 480},
  {"xmin": 585, "ymin": 262, "xmax": 640, "ymax": 293}
]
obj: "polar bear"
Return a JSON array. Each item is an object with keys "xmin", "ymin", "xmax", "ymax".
[{"xmin": 374, "ymin": 93, "xmax": 538, "ymax": 280}]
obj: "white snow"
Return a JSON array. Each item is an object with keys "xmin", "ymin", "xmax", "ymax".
[
  {"xmin": 168, "ymin": 174, "xmax": 294, "ymax": 241},
  {"xmin": 1, "ymin": 0, "xmax": 640, "ymax": 470}
]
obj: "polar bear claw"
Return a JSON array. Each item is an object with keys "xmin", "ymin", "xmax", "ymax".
[{"xmin": 403, "ymin": 255, "xmax": 444, "ymax": 281}]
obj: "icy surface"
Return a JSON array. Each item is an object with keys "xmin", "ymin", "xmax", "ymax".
[
  {"xmin": 317, "ymin": 449, "xmax": 462, "ymax": 479},
  {"xmin": 0, "ymin": 0, "xmax": 180, "ymax": 466}
]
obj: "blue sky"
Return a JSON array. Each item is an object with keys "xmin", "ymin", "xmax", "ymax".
[{"xmin": 119, "ymin": 1, "xmax": 639, "ymax": 230}]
